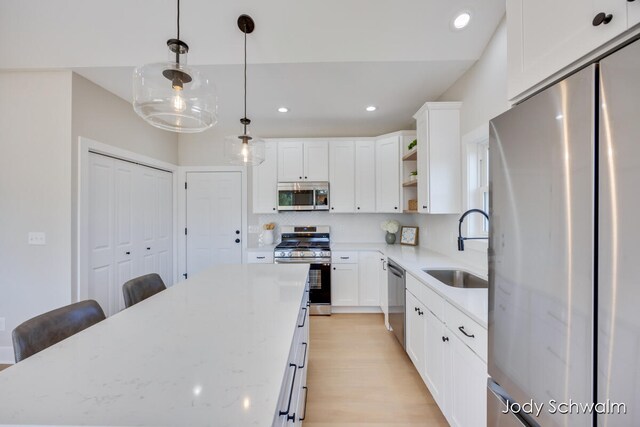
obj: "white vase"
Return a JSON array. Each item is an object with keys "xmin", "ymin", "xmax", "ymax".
[{"xmin": 263, "ymin": 229, "xmax": 274, "ymax": 245}]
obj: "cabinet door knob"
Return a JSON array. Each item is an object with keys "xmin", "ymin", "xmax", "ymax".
[
  {"xmin": 235, "ymin": 238, "xmax": 240, "ymax": 243},
  {"xmin": 146, "ymin": 247, "xmax": 151, "ymax": 250},
  {"xmin": 331, "ymin": 207, "xmax": 334, "ymax": 210},
  {"xmin": 394, "ymin": 207, "xmax": 398, "ymax": 210},
  {"xmin": 273, "ymin": 207, "xmax": 276, "ymax": 211},
  {"xmin": 442, "ymin": 336, "xmax": 449, "ymax": 342},
  {"xmin": 415, "ymin": 307, "xmax": 419, "ymax": 312},
  {"xmin": 357, "ymin": 207, "xmax": 360, "ymax": 210},
  {"xmin": 125, "ymin": 251, "xmax": 131, "ymax": 255},
  {"xmin": 299, "ymin": 176, "xmax": 303, "ymax": 180},
  {"xmin": 422, "ymin": 205, "xmax": 428, "ymax": 209},
  {"xmin": 235, "ymin": 230, "xmax": 240, "ymax": 234},
  {"xmin": 305, "ymin": 176, "xmax": 308, "ymax": 179},
  {"xmin": 592, "ymin": 12, "xmax": 613, "ymax": 26}
]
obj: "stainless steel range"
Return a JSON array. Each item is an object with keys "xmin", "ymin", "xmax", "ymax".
[{"xmin": 274, "ymin": 226, "xmax": 331, "ymax": 315}]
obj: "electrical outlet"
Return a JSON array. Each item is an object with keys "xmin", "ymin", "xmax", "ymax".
[
  {"xmin": 0, "ymin": 318, "xmax": 5, "ymax": 332},
  {"xmin": 28, "ymin": 232, "xmax": 46, "ymax": 245}
]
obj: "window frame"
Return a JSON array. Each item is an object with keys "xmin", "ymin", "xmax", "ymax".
[{"xmin": 462, "ymin": 124, "xmax": 490, "ymax": 252}]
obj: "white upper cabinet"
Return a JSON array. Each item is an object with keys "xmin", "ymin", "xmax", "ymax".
[
  {"xmin": 278, "ymin": 141, "xmax": 304, "ymax": 181},
  {"xmin": 414, "ymin": 102, "xmax": 461, "ymax": 214},
  {"xmin": 329, "ymin": 141, "xmax": 355, "ymax": 213},
  {"xmin": 303, "ymin": 140, "xmax": 329, "ymax": 181},
  {"xmin": 508, "ymin": 0, "xmax": 628, "ymax": 100},
  {"xmin": 629, "ymin": 0, "xmax": 640, "ymax": 27},
  {"xmin": 252, "ymin": 140, "xmax": 278, "ymax": 214},
  {"xmin": 375, "ymin": 136, "xmax": 401, "ymax": 213},
  {"xmin": 278, "ymin": 140, "xmax": 328, "ymax": 182},
  {"xmin": 354, "ymin": 140, "xmax": 376, "ymax": 213}
]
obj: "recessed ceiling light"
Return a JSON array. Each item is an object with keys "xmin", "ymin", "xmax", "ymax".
[
  {"xmin": 278, "ymin": 107, "xmax": 289, "ymax": 113},
  {"xmin": 366, "ymin": 106, "xmax": 377, "ymax": 112},
  {"xmin": 452, "ymin": 12, "xmax": 471, "ymax": 30}
]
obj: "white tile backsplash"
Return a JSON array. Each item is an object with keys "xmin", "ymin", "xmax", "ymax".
[{"xmin": 249, "ymin": 212, "xmax": 417, "ymax": 246}]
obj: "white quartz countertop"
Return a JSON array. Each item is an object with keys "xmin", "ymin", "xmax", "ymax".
[
  {"xmin": 332, "ymin": 243, "xmax": 488, "ymax": 327},
  {"xmin": 0, "ymin": 264, "xmax": 310, "ymax": 427}
]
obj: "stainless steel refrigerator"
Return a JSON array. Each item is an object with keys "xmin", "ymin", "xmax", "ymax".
[{"xmin": 488, "ymin": 38, "xmax": 640, "ymax": 427}]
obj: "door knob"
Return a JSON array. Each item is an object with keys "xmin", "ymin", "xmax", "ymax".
[
  {"xmin": 235, "ymin": 238, "xmax": 240, "ymax": 243},
  {"xmin": 592, "ymin": 12, "xmax": 613, "ymax": 26}
]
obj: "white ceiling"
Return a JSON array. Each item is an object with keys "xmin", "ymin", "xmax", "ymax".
[{"xmin": 0, "ymin": 0, "xmax": 505, "ymax": 137}]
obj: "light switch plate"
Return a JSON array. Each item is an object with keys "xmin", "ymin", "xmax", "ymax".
[
  {"xmin": 0, "ymin": 318, "xmax": 5, "ymax": 332},
  {"xmin": 28, "ymin": 232, "xmax": 46, "ymax": 245}
]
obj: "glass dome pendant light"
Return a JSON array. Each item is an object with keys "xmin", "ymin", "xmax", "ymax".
[
  {"xmin": 225, "ymin": 15, "xmax": 265, "ymax": 166},
  {"xmin": 132, "ymin": 0, "xmax": 217, "ymax": 133}
]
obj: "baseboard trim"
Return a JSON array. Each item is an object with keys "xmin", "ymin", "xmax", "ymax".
[
  {"xmin": 0, "ymin": 346, "xmax": 14, "ymax": 364},
  {"xmin": 331, "ymin": 306, "xmax": 382, "ymax": 314}
]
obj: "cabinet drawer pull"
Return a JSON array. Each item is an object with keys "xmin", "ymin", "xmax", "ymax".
[
  {"xmin": 298, "ymin": 307, "xmax": 308, "ymax": 328},
  {"xmin": 299, "ymin": 386, "xmax": 309, "ymax": 421},
  {"xmin": 256, "ymin": 256, "xmax": 266, "ymax": 259},
  {"xmin": 125, "ymin": 251, "xmax": 131, "ymax": 255},
  {"xmin": 340, "ymin": 256, "xmax": 349, "ymax": 260},
  {"xmin": 458, "ymin": 326, "xmax": 475, "ymax": 338},
  {"xmin": 279, "ymin": 363, "xmax": 298, "ymax": 420},
  {"xmin": 592, "ymin": 12, "xmax": 613, "ymax": 26},
  {"xmin": 298, "ymin": 342, "xmax": 308, "ymax": 368}
]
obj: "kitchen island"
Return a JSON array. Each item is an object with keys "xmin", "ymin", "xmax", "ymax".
[{"xmin": 0, "ymin": 264, "xmax": 310, "ymax": 427}]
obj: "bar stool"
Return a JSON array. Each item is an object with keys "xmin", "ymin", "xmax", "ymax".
[
  {"xmin": 12, "ymin": 300, "xmax": 106, "ymax": 363},
  {"xmin": 122, "ymin": 273, "xmax": 166, "ymax": 308}
]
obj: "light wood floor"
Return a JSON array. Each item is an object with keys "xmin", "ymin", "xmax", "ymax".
[
  {"xmin": 0, "ymin": 364, "xmax": 11, "ymax": 372},
  {"xmin": 304, "ymin": 313, "xmax": 448, "ymax": 427}
]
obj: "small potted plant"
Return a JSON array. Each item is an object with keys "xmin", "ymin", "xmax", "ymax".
[{"xmin": 380, "ymin": 220, "xmax": 400, "ymax": 244}]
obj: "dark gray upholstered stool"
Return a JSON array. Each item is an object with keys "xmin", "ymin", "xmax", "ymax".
[
  {"xmin": 12, "ymin": 299, "xmax": 106, "ymax": 363},
  {"xmin": 122, "ymin": 273, "xmax": 166, "ymax": 308}
]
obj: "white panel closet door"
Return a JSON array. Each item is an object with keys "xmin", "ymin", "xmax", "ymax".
[
  {"xmin": 112, "ymin": 158, "xmax": 136, "ymax": 313},
  {"xmin": 186, "ymin": 172, "xmax": 242, "ymax": 277},
  {"xmin": 88, "ymin": 153, "xmax": 174, "ymax": 316},
  {"xmin": 88, "ymin": 153, "xmax": 116, "ymax": 315}
]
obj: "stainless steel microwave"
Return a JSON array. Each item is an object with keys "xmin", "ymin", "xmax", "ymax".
[{"xmin": 277, "ymin": 182, "xmax": 329, "ymax": 211}]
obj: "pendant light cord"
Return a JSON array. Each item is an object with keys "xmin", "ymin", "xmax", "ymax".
[
  {"xmin": 243, "ymin": 24, "xmax": 248, "ymax": 135},
  {"xmin": 177, "ymin": 0, "xmax": 180, "ymax": 40}
]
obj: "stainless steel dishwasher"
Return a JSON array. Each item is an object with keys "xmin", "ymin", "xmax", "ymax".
[{"xmin": 387, "ymin": 259, "xmax": 405, "ymax": 349}]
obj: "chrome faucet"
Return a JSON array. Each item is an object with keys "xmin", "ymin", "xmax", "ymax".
[{"xmin": 457, "ymin": 209, "xmax": 489, "ymax": 251}]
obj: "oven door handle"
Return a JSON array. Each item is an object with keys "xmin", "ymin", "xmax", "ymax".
[{"xmin": 275, "ymin": 259, "xmax": 331, "ymax": 265}]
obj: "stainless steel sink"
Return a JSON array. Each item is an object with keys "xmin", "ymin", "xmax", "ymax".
[{"xmin": 423, "ymin": 269, "xmax": 488, "ymax": 289}]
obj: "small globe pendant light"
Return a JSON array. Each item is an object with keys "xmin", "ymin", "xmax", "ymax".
[
  {"xmin": 225, "ymin": 15, "xmax": 265, "ymax": 166},
  {"xmin": 133, "ymin": 0, "xmax": 217, "ymax": 133}
]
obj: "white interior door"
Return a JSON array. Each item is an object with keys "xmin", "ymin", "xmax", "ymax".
[
  {"xmin": 88, "ymin": 152, "xmax": 173, "ymax": 316},
  {"xmin": 186, "ymin": 172, "xmax": 242, "ymax": 277}
]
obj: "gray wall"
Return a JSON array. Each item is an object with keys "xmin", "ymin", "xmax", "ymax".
[{"xmin": 0, "ymin": 71, "xmax": 73, "ymax": 361}]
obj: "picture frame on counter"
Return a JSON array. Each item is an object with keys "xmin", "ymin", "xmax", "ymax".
[{"xmin": 400, "ymin": 226, "xmax": 419, "ymax": 246}]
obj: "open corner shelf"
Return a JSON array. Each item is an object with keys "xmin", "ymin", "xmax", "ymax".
[{"xmin": 402, "ymin": 149, "xmax": 417, "ymax": 161}]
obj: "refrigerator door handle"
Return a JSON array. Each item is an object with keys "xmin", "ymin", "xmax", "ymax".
[{"xmin": 487, "ymin": 380, "xmax": 540, "ymax": 427}]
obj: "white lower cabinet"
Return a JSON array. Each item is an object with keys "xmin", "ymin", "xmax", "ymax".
[
  {"xmin": 423, "ymin": 307, "xmax": 446, "ymax": 410},
  {"xmin": 274, "ymin": 288, "xmax": 310, "ymax": 426},
  {"xmin": 332, "ymin": 251, "xmax": 382, "ymax": 309},
  {"xmin": 358, "ymin": 251, "xmax": 381, "ymax": 306},
  {"xmin": 247, "ymin": 251, "xmax": 274, "ymax": 264},
  {"xmin": 405, "ymin": 275, "xmax": 487, "ymax": 427},
  {"xmin": 331, "ymin": 263, "xmax": 359, "ymax": 306},
  {"xmin": 446, "ymin": 332, "xmax": 487, "ymax": 427},
  {"xmin": 379, "ymin": 256, "xmax": 389, "ymax": 329},
  {"xmin": 405, "ymin": 291, "xmax": 426, "ymax": 370}
]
